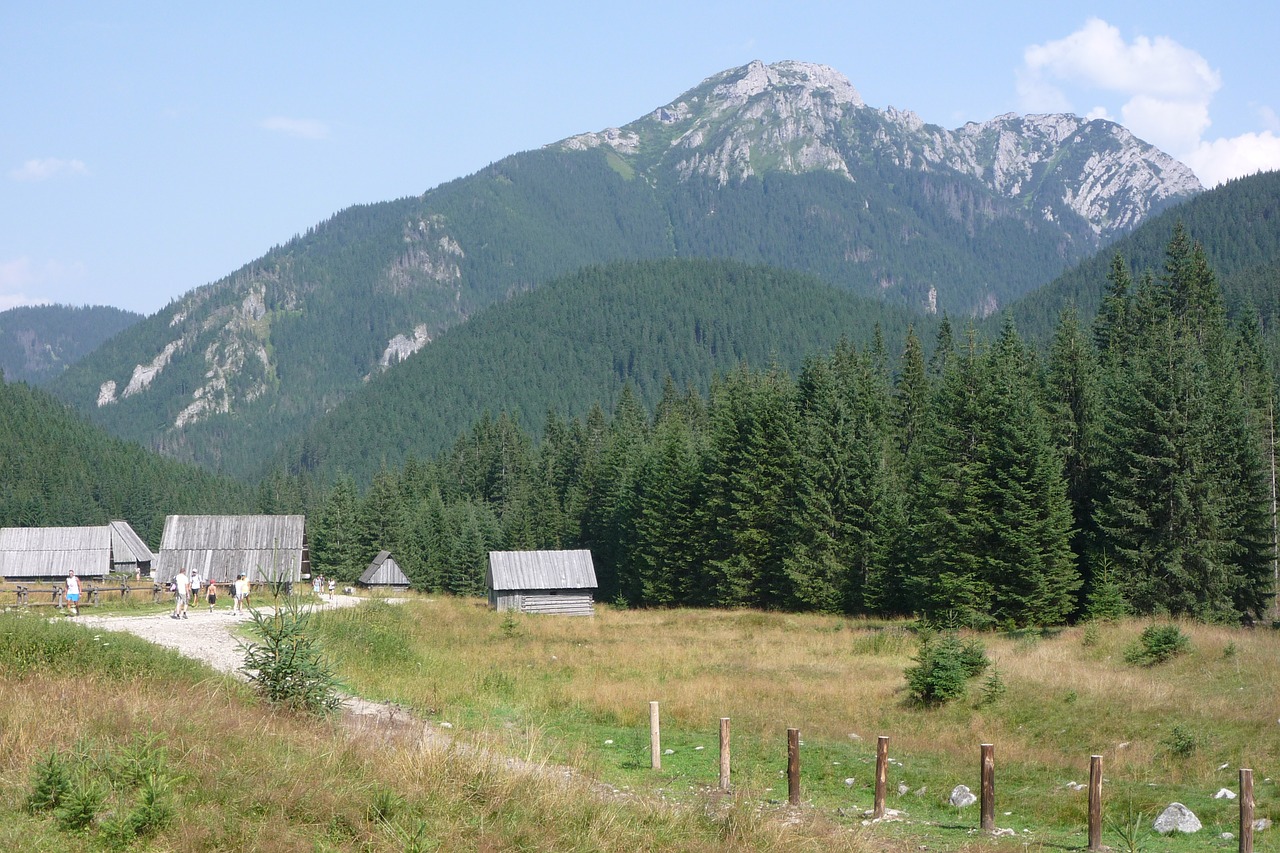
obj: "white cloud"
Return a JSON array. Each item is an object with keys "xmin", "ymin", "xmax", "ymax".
[
  {"xmin": 0, "ymin": 292, "xmax": 51, "ymax": 312},
  {"xmin": 1018, "ymin": 18, "xmax": 1280, "ymax": 185},
  {"xmin": 260, "ymin": 116, "xmax": 330, "ymax": 140},
  {"xmin": 0, "ymin": 257, "xmax": 85, "ymax": 309},
  {"xmin": 9, "ymin": 158, "xmax": 89, "ymax": 182},
  {"xmin": 1182, "ymin": 132, "xmax": 1280, "ymax": 187}
]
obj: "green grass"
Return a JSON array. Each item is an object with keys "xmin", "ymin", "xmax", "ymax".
[
  {"xmin": 0, "ymin": 607, "xmax": 860, "ymax": 851},
  {"xmin": 309, "ymin": 599, "xmax": 1280, "ymax": 852}
]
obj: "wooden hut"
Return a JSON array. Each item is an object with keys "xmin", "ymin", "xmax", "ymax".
[
  {"xmin": 359, "ymin": 550, "xmax": 410, "ymax": 589},
  {"xmin": 109, "ymin": 520, "xmax": 155, "ymax": 576},
  {"xmin": 154, "ymin": 515, "xmax": 307, "ymax": 585},
  {"xmin": 486, "ymin": 549, "xmax": 597, "ymax": 616},
  {"xmin": 0, "ymin": 521, "xmax": 153, "ymax": 581}
]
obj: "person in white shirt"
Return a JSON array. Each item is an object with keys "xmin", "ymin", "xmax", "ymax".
[
  {"xmin": 190, "ymin": 570, "xmax": 202, "ymax": 603},
  {"xmin": 173, "ymin": 569, "xmax": 190, "ymax": 620},
  {"xmin": 65, "ymin": 569, "xmax": 81, "ymax": 616},
  {"xmin": 233, "ymin": 573, "xmax": 250, "ymax": 614}
]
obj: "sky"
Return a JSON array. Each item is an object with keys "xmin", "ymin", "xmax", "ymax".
[{"xmin": 3, "ymin": 2, "xmax": 1279, "ymax": 315}]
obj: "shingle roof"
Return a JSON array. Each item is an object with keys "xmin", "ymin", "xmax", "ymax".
[
  {"xmin": 0, "ymin": 526, "xmax": 111, "ymax": 578},
  {"xmin": 155, "ymin": 515, "xmax": 305, "ymax": 584},
  {"xmin": 359, "ymin": 550, "xmax": 410, "ymax": 586},
  {"xmin": 486, "ymin": 550, "xmax": 597, "ymax": 591}
]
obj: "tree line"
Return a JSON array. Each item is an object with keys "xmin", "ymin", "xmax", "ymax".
[{"xmin": 294, "ymin": 225, "xmax": 1274, "ymax": 625}]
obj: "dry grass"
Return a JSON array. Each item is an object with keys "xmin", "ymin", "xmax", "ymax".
[
  {"xmin": 312, "ymin": 599, "xmax": 1280, "ymax": 849},
  {"xmin": 0, "ymin": 609, "xmax": 885, "ymax": 851}
]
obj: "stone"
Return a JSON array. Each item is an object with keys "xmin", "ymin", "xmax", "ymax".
[
  {"xmin": 1214, "ymin": 788, "xmax": 1236, "ymax": 799},
  {"xmin": 1255, "ymin": 818, "xmax": 1272, "ymax": 832},
  {"xmin": 1154, "ymin": 803, "xmax": 1201, "ymax": 834},
  {"xmin": 992, "ymin": 828, "xmax": 1016, "ymax": 837},
  {"xmin": 897, "ymin": 782, "xmax": 909, "ymax": 795},
  {"xmin": 949, "ymin": 785, "xmax": 977, "ymax": 808}
]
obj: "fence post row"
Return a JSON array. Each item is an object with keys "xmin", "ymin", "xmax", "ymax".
[{"xmin": 633, "ymin": 712, "xmax": 1262, "ymax": 849}]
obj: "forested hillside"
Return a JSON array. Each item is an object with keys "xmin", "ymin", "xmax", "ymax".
[
  {"xmin": 273, "ymin": 258, "xmax": 926, "ymax": 484},
  {"xmin": 0, "ymin": 304, "xmax": 140, "ymax": 385},
  {"xmin": 0, "ymin": 378, "xmax": 253, "ymax": 546},
  {"xmin": 1004, "ymin": 170, "xmax": 1280, "ymax": 345},
  {"xmin": 49, "ymin": 63, "xmax": 1197, "ymax": 479},
  {"xmin": 294, "ymin": 226, "xmax": 1273, "ymax": 626}
]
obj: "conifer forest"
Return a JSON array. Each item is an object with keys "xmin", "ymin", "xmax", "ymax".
[{"xmin": 3, "ymin": 226, "xmax": 1275, "ymax": 626}]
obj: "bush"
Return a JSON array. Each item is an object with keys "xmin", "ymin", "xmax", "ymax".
[
  {"xmin": 1123, "ymin": 624, "xmax": 1191, "ymax": 667},
  {"xmin": 1163, "ymin": 723, "xmax": 1198, "ymax": 758},
  {"xmin": 905, "ymin": 631, "xmax": 990, "ymax": 706},
  {"xmin": 241, "ymin": 597, "xmax": 344, "ymax": 715}
]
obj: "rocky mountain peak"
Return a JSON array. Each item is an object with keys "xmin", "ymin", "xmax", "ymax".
[{"xmin": 557, "ymin": 60, "xmax": 1201, "ymax": 242}]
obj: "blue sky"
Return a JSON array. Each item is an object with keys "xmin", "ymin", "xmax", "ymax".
[{"xmin": 4, "ymin": 2, "xmax": 1278, "ymax": 314}]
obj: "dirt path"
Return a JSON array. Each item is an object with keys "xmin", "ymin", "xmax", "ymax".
[{"xmin": 75, "ymin": 595, "xmax": 426, "ymax": 733}]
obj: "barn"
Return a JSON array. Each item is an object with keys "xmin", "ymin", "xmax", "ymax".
[
  {"xmin": 359, "ymin": 550, "xmax": 410, "ymax": 589},
  {"xmin": 486, "ymin": 549, "xmax": 597, "ymax": 616},
  {"xmin": 154, "ymin": 515, "xmax": 308, "ymax": 585},
  {"xmin": 0, "ymin": 521, "xmax": 153, "ymax": 581}
]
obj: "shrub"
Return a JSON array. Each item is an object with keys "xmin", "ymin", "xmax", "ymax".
[
  {"xmin": 1123, "ymin": 624, "xmax": 1191, "ymax": 667},
  {"xmin": 905, "ymin": 631, "xmax": 990, "ymax": 706},
  {"xmin": 26, "ymin": 751, "xmax": 71, "ymax": 814},
  {"xmin": 241, "ymin": 597, "xmax": 344, "ymax": 715},
  {"xmin": 1163, "ymin": 723, "xmax": 1198, "ymax": 758}
]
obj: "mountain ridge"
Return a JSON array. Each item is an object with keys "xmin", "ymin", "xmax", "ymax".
[{"xmin": 48, "ymin": 59, "xmax": 1201, "ymax": 477}]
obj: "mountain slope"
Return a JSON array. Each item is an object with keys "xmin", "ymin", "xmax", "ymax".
[
  {"xmin": 0, "ymin": 376, "xmax": 253, "ymax": 543},
  {"xmin": 274, "ymin": 258, "xmax": 925, "ymax": 484},
  {"xmin": 50, "ymin": 60, "xmax": 1198, "ymax": 478},
  {"xmin": 1003, "ymin": 170, "xmax": 1280, "ymax": 342},
  {"xmin": 0, "ymin": 304, "xmax": 141, "ymax": 385}
]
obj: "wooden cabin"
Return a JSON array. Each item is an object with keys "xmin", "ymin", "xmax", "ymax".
[
  {"xmin": 486, "ymin": 549, "xmax": 597, "ymax": 616},
  {"xmin": 154, "ymin": 514, "xmax": 307, "ymax": 585},
  {"xmin": 359, "ymin": 550, "xmax": 410, "ymax": 589},
  {"xmin": 0, "ymin": 521, "xmax": 153, "ymax": 581}
]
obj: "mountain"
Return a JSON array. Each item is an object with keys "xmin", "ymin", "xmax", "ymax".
[
  {"xmin": 50, "ymin": 60, "xmax": 1198, "ymax": 478},
  {"xmin": 272, "ymin": 258, "xmax": 925, "ymax": 483},
  {"xmin": 0, "ymin": 304, "xmax": 141, "ymax": 385},
  {"xmin": 1002, "ymin": 169, "xmax": 1280, "ymax": 344},
  {"xmin": 0, "ymin": 374, "xmax": 253, "ymax": 544}
]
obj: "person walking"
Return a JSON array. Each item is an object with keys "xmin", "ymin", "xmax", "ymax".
[
  {"xmin": 233, "ymin": 573, "xmax": 250, "ymax": 615},
  {"xmin": 65, "ymin": 569, "xmax": 81, "ymax": 616},
  {"xmin": 173, "ymin": 568, "xmax": 190, "ymax": 620},
  {"xmin": 206, "ymin": 580, "xmax": 218, "ymax": 612},
  {"xmin": 190, "ymin": 569, "xmax": 202, "ymax": 606}
]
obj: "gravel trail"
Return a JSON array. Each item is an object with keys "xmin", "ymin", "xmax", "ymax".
[{"xmin": 74, "ymin": 595, "xmax": 427, "ymax": 733}]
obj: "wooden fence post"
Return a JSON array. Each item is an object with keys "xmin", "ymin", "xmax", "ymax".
[
  {"xmin": 980, "ymin": 743, "xmax": 995, "ymax": 831},
  {"xmin": 719, "ymin": 717, "xmax": 731, "ymax": 791},
  {"xmin": 874, "ymin": 735, "xmax": 889, "ymax": 819},
  {"xmin": 1088, "ymin": 754, "xmax": 1103, "ymax": 851},
  {"xmin": 1241, "ymin": 768, "xmax": 1254, "ymax": 853},
  {"xmin": 649, "ymin": 701, "xmax": 661, "ymax": 770},
  {"xmin": 787, "ymin": 728, "xmax": 801, "ymax": 805}
]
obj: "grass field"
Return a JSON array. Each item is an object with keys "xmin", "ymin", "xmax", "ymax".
[
  {"xmin": 310, "ymin": 597, "xmax": 1280, "ymax": 851},
  {"xmin": 3, "ymin": 596, "xmax": 1277, "ymax": 851}
]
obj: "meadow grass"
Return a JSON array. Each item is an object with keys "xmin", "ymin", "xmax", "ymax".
[
  {"xmin": 311, "ymin": 597, "xmax": 1280, "ymax": 851},
  {"xmin": 0, "ymin": 608, "xmax": 875, "ymax": 851}
]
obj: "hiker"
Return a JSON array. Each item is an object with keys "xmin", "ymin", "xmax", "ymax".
[
  {"xmin": 328, "ymin": 577, "xmax": 336, "ymax": 600},
  {"xmin": 313, "ymin": 573, "xmax": 322, "ymax": 596},
  {"xmin": 234, "ymin": 573, "xmax": 250, "ymax": 614},
  {"xmin": 190, "ymin": 569, "xmax": 202, "ymax": 604},
  {"xmin": 206, "ymin": 580, "xmax": 218, "ymax": 612},
  {"xmin": 173, "ymin": 568, "xmax": 190, "ymax": 619},
  {"xmin": 65, "ymin": 569, "xmax": 81, "ymax": 616}
]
